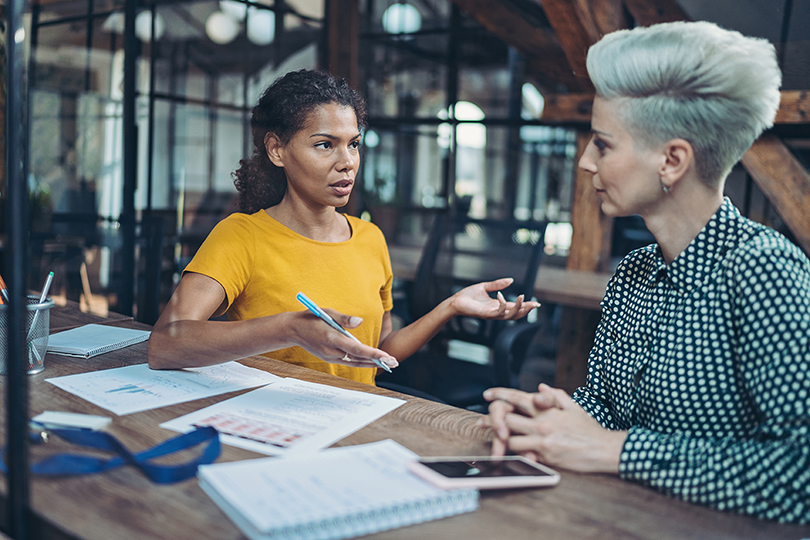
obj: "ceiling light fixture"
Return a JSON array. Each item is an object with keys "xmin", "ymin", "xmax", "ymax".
[
  {"xmin": 205, "ymin": 11, "xmax": 240, "ymax": 45},
  {"xmin": 246, "ymin": 8, "xmax": 275, "ymax": 46},
  {"xmin": 382, "ymin": 4, "xmax": 421, "ymax": 35}
]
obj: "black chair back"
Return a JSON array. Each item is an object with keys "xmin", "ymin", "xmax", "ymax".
[{"xmin": 381, "ymin": 212, "xmax": 548, "ymax": 409}]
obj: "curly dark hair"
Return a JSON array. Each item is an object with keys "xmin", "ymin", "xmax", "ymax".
[{"xmin": 233, "ymin": 69, "xmax": 369, "ymax": 214}]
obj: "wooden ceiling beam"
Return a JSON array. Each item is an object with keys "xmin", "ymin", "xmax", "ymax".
[
  {"xmin": 534, "ymin": 0, "xmax": 598, "ymax": 82},
  {"xmin": 448, "ymin": 0, "xmax": 585, "ymax": 90},
  {"xmin": 741, "ymin": 134, "xmax": 810, "ymax": 256},
  {"xmin": 540, "ymin": 90, "xmax": 810, "ymax": 125},
  {"xmin": 590, "ymin": 0, "xmax": 631, "ymax": 35},
  {"xmin": 775, "ymin": 91, "xmax": 810, "ymax": 124},
  {"xmin": 541, "ymin": 93, "xmax": 594, "ymax": 123},
  {"xmin": 623, "ymin": 0, "xmax": 690, "ymax": 26},
  {"xmin": 531, "ymin": 0, "xmax": 630, "ymax": 88}
]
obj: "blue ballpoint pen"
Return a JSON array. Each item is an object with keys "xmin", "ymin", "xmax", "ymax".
[{"xmin": 296, "ymin": 292, "xmax": 392, "ymax": 373}]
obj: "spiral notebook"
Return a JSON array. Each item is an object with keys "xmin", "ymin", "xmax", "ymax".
[
  {"xmin": 47, "ymin": 324, "xmax": 151, "ymax": 359},
  {"xmin": 197, "ymin": 439, "xmax": 479, "ymax": 540}
]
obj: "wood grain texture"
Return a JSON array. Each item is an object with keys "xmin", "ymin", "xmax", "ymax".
[
  {"xmin": 541, "ymin": 93, "xmax": 593, "ymax": 124},
  {"xmin": 552, "ymin": 132, "xmax": 612, "ymax": 398},
  {"xmin": 623, "ymin": 0, "xmax": 689, "ymax": 25},
  {"xmin": 2, "ymin": 308, "xmax": 809, "ymax": 539},
  {"xmin": 590, "ymin": 0, "xmax": 631, "ymax": 36},
  {"xmin": 448, "ymin": 0, "xmax": 586, "ymax": 90},
  {"xmin": 741, "ymin": 134, "xmax": 810, "ymax": 256},
  {"xmin": 48, "ymin": 300, "xmax": 133, "ymax": 333},
  {"xmin": 540, "ymin": 91, "xmax": 810, "ymax": 125},
  {"xmin": 774, "ymin": 90, "xmax": 810, "ymax": 124},
  {"xmin": 566, "ymin": 132, "xmax": 613, "ymax": 273},
  {"xmin": 537, "ymin": 0, "xmax": 598, "ymax": 80}
]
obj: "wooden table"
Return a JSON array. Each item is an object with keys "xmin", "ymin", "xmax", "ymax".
[
  {"xmin": 388, "ymin": 245, "xmax": 611, "ymax": 311},
  {"xmin": 48, "ymin": 299, "xmax": 133, "ymax": 333},
  {"xmin": 1, "ymin": 307, "xmax": 808, "ymax": 540}
]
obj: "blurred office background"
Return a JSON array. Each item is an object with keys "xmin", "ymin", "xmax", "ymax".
[{"xmin": 3, "ymin": 0, "xmax": 808, "ymax": 367}]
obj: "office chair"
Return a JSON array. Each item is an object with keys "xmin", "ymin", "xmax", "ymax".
[{"xmin": 377, "ymin": 212, "xmax": 549, "ymax": 410}]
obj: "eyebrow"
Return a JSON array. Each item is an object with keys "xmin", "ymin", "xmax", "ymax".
[
  {"xmin": 590, "ymin": 129, "xmax": 611, "ymax": 138},
  {"xmin": 308, "ymin": 132, "xmax": 362, "ymax": 140}
]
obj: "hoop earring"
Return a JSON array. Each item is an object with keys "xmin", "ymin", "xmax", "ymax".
[{"xmin": 660, "ymin": 177, "xmax": 670, "ymax": 194}]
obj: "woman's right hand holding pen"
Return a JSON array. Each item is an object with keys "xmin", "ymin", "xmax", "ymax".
[{"xmin": 288, "ymin": 308, "xmax": 398, "ymax": 370}]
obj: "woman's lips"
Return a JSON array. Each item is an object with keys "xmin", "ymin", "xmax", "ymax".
[{"xmin": 331, "ymin": 179, "xmax": 353, "ymax": 196}]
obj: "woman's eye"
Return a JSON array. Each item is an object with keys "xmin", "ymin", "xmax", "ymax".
[
  {"xmin": 350, "ymin": 140, "xmax": 361, "ymax": 150},
  {"xmin": 593, "ymin": 138, "xmax": 607, "ymax": 152},
  {"xmin": 315, "ymin": 141, "xmax": 332, "ymax": 149}
]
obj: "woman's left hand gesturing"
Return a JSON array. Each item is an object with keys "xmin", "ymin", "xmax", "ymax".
[{"xmin": 450, "ymin": 278, "xmax": 540, "ymax": 320}]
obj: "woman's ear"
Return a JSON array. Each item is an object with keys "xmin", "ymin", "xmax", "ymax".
[
  {"xmin": 264, "ymin": 133, "xmax": 285, "ymax": 167},
  {"xmin": 659, "ymin": 138, "xmax": 694, "ymax": 187}
]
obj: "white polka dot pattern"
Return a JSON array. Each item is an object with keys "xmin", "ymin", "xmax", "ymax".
[{"xmin": 572, "ymin": 198, "xmax": 810, "ymax": 523}]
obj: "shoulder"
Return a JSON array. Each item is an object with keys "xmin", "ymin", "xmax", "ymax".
[
  {"xmin": 211, "ymin": 211, "xmax": 261, "ymax": 233},
  {"xmin": 197, "ymin": 212, "xmax": 262, "ymax": 255},
  {"xmin": 346, "ymin": 215, "xmax": 387, "ymax": 245},
  {"xmin": 725, "ymin": 224, "xmax": 810, "ymax": 282},
  {"xmin": 721, "ymin": 225, "xmax": 810, "ymax": 308},
  {"xmin": 608, "ymin": 244, "xmax": 659, "ymax": 288}
]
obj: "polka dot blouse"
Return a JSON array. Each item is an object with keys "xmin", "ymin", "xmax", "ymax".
[{"xmin": 572, "ymin": 198, "xmax": 810, "ymax": 523}]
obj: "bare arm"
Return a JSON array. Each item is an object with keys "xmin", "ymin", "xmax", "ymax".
[
  {"xmin": 147, "ymin": 272, "xmax": 397, "ymax": 370},
  {"xmin": 378, "ymin": 278, "xmax": 539, "ymax": 361}
]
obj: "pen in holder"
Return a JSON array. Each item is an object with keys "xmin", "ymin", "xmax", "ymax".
[{"xmin": 0, "ymin": 294, "xmax": 55, "ymax": 375}]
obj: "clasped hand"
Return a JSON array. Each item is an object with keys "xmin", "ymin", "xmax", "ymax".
[{"xmin": 476, "ymin": 383, "xmax": 627, "ymax": 474}]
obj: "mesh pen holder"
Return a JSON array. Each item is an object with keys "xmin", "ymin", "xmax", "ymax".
[{"xmin": 0, "ymin": 294, "xmax": 55, "ymax": 375}]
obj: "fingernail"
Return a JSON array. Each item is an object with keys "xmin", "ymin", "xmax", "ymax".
[
  {"xmin": 378, "ymin": 355, "xmax": 395, "ymax": 365},
  {"xmin": 349, "ymin": 316, "xmax": 362, "ymax": 326},
  {"xmin": 483, "ymin": 390, "xmax": 493, "ymax": 399}
]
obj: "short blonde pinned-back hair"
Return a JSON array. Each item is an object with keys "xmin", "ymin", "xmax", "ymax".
[{"xmin": 586, "ymin": 21, "xmax": 781, "ymax": 187}]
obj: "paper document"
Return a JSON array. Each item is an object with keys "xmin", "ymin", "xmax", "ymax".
[
  {"xmin": 161, "ymin": 378, "xmax": 405, "ymax": 456},
  {"xmin": 46, "ymin": 362, "xmax": 281, "ymax": 416},
  {"xmin": 197, "ymin": 439, "xmax": 478, "ymax": 540}
]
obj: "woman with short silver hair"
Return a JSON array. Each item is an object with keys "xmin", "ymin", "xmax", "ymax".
[{"xmin": 479, "ymin": 21, "xmax": 810, "ymax": 523}]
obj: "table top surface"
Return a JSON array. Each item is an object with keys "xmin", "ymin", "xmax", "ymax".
[
  {"xmin": 1, "ymin": 307, "xmax": 808, "ymax": 540},
  {"xmin": 388, "ymin": 244, "xmax": 611, "ymax": 311}
]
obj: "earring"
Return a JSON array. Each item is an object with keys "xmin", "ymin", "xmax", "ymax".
[{"xmin": 660, "ymin": 177, "xmax": 670, "ymax": 194}]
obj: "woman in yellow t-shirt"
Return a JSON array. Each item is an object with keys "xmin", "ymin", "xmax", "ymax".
[{"xmin": 148, "ymin": 69, "xmax": 537, "ymax": 385}]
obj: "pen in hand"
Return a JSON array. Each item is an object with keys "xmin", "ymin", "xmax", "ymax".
[{"xmin": 296, "ymin": 292, "xmax": 392, "ymax": 373}]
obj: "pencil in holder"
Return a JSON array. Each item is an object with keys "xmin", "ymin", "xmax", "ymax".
[{"xmin": 0, "ymin": 294, "xmax": 55, "ymax": 375}]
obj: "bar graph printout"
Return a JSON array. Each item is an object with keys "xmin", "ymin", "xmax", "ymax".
[
  {"xmin": 46, "ymin": 362, "xmax": 281, "ymax": 415},
  {"xmin": 160, "ymin": 378, "xmax": 406, "ymax": 456}
]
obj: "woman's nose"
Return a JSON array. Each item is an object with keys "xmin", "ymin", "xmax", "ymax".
[
  {"xmin": 336, "ymin": 147, "xmax": 356, "ymax": 171},
  {"xmin": 578, "ymin": 141, "xmax": 597, "ymax": 174}
]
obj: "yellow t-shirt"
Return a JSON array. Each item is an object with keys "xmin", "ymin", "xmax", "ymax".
[{"xmin": 183, "ymin": 210, "xmax": 393, "ymax": 385}]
